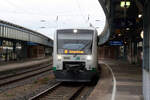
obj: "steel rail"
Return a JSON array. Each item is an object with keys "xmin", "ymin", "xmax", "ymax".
[
  {"xmin": 28, "ymin": 82, "xmax": 62, "ymax": 100},
  {"xmin": 0, "ymin": 64, "xmax": 52, "ymax": 86}
]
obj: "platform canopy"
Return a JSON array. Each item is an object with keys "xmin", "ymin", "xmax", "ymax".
[
  {"xmin": 0, "ymin": 19, "xmax": 53, "ymax": 47},
  {"xmin": 98, "ymin": 0, "xmax": 144, "ymax": 45}
]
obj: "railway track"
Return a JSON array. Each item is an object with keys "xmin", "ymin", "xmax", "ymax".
[
  {"xmin": 29, "ymin": 82, "xmax": 86, "ymax": 100},
  {"xmin": 0, "ymin": 63, "xmax": 52, "ymax": 86}
]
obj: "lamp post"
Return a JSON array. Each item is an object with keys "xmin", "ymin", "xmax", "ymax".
[{"xmin": 120, "ymin": 0, "xmax": 131, "ymax": 21}]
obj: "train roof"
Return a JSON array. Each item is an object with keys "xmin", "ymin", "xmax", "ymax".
[{"xmin": 57, "ymin": 27, "xmax": 96, "ymax": 31}]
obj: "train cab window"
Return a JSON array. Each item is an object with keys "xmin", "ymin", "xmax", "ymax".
[{"xmin": 57, "ymin": 30, "xmax": 93, "ymax": 55}]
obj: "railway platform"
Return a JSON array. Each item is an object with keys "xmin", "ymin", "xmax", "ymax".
[
  {"xmin": 0, "ymin": 56, "xmax": 52, "ymax": 73},
  {"xmin": 88, "ymin": 59, "xmax": 143, "ymax": 100}
]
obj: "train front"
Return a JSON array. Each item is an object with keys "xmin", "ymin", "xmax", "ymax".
[{"xmin": 53, "ymin": 29, "xmax": 98, "ymax": 82}]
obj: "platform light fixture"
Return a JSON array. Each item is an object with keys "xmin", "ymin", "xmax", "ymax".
[
  {"xmin": 120, "ymin": 1, "xmax": 125, "ymax": 7},
  {"xmin": 126, "ymin": 1, "xmax": 131, "ymax": 7},
  {"xmin": 118, "ymin": 34, "xmax": 121, "ymax": 36},
  {"xmin": 141, "ymin": 30, "xmax": 143, "ymax": 39},
  {"xmin": 126, "ymin": 28, "xmax": 130, "ymax": 30},
  {"xmin": 120, "ymin": 1, "xmax": 131, "ymax": 8},
  {"xmin": 138, "ymin": 14, "xmax": 142, "ymax": 18}
]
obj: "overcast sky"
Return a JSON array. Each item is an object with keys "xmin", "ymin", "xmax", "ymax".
[{"xmin": 0, "ymin": 0, "xmax": 105, "ymax": 39}]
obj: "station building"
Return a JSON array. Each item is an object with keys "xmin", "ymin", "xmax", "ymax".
[{"xmin": 0, "ymin": 20, "xmax": 53, "ymax": 63}]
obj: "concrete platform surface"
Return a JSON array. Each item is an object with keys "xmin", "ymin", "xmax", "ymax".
[
  {"xmin": 87, "ymin": 63, "xmax": 114, "ymax": 100},
  {"xmin": 100, "ymin": 59, "xmax": 143, "ymax": 100},
  {"xmin": 0, "ymin": 57, "xmax": 52, "ymax": 72}
]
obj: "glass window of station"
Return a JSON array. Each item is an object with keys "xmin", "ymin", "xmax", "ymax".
[{"xmin": 0, "ymin": 40, "xmax": 22, "ymax": 63}]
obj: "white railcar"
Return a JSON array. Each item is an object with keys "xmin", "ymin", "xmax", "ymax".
[{"xmin": 53, "ymin": 28, "xmax": 99, "ymax": 82}]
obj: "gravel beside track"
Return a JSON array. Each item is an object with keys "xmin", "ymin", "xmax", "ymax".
[
  {"xmin": 0, "ymin": 71, "xmax": 56, "ymax": 100},
  {"xmin": 0, "ymin": 63, "xmax": 52, "ymax": 87}
]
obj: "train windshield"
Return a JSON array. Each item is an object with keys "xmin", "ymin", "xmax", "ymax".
[{"xmin": 57, "ymin": 29, "xmax": 93, "ymax": 55}]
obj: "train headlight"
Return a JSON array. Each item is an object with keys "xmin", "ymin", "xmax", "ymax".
[
  {"xmin": 87, "ymin": 55, "xmax": 92, "ymax": 60},
  {"xmin": 57, "ymin": 55, "xmax": 62, "ymax": 60}
]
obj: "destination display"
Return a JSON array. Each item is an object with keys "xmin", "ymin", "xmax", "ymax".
[{"xmin": 64, "ymin": 50, "xmax": 84, "ymax": 54}]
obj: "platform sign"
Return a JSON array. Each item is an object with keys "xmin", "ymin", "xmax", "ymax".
[
  {"xmin": 109, "ymin": 41, "xmax": 123, "ymax": 46},
  {"xmin": 27, "ymin": 42, "xmax": 37, "ymax": 46}
]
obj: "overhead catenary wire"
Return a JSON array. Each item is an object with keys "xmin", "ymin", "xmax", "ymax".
[
  {"xmin": 74, "ymin": 0, "xmax": 88, "ymax": 24},
  {"xmin": 3, "ymin": 0, "xmax": 89, "ymax": 24},
  {"xmin": 3, "ymin": 0, "xmax": 104, "ymax": 29}
]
